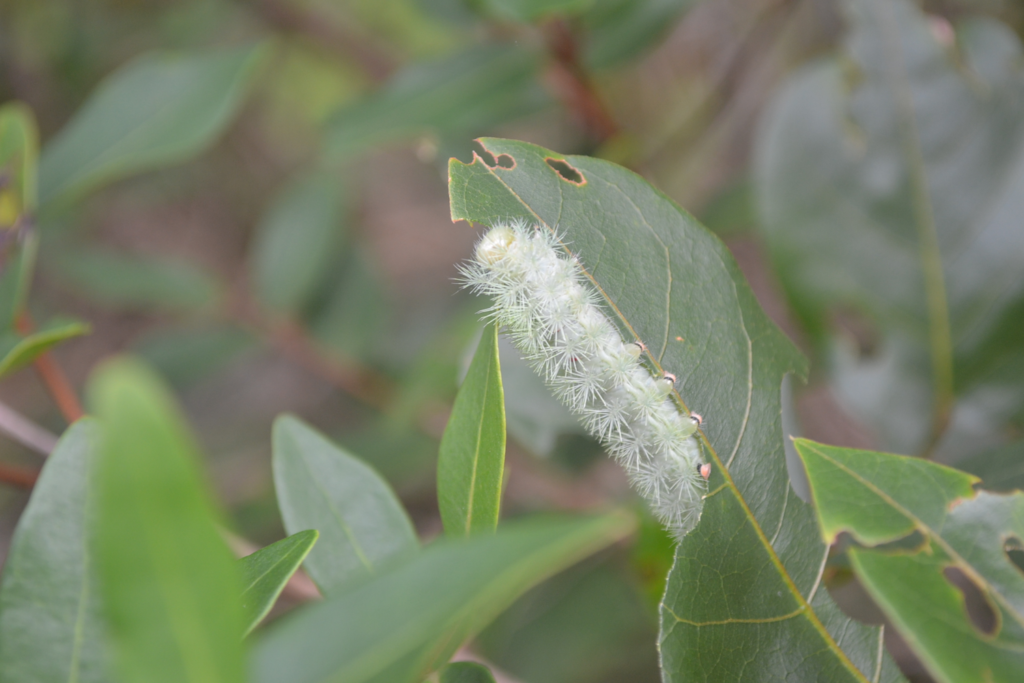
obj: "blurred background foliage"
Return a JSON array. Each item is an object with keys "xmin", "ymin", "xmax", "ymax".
[{"xmin": 2, "ymin": 0, "xmax": 1023, "ymax": 681}]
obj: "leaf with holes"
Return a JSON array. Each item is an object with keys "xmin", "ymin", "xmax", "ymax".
[
  {"xmin": 449, "ymin": 137, "xmax": 904, "ymax": 681},
  {"xmin": 272, "ymin": 415, "xmax": 418, "ymax": 595},
  {"xmin": 795, "ymin": 439, "xmax": 1024, "ymax": 683},
  {"xmin": 438, "ymin": 323, "xmax": 506, "ymax": 537},
  {"xmin": 239, "ymin": 530, "xmax": 319, "ymax": 635},
  {"xmin": 0, "ymin": 420, "xmax": 107, "ymax": 683},
  {"xmin": 754, "ymin": 1, "xmax": 1024, "ymax": 455}
]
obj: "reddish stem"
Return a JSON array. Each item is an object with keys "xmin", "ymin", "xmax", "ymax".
[{"xmin": 16, "ymin": 313, "xmax": 84, "ymax": 423}]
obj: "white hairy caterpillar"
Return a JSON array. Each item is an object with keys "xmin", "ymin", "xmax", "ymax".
[{"xmin": 460, "ymin": 219, "xmax": 709, "ymax": 540}]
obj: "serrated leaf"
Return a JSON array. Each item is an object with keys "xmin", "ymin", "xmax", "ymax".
[
  {"xmin": 239, "ymin": 530, "xmax": 319, "ymax": 636},
  {"xmin": 449, "ymin": 138, "xmax": 903, "ymax": 681},
  {"xmin": 0, "ymin": 319, "xmax": 90, "ymax": 379},
  {"xmin": 250, "ymin": 512, "xmax": 635, "ymax": 683},
  {"xmin": 51, "ymin": 248, "xmax": 223, "ymax": 312},
  {"xmin": 39, "ymin": 43, "xmax": 268, "ymax": 207},
  {"xmin": 0, "ymin": 420, "xmax": 107, "ymax": 683},
  {"xmin": 272, "ymin": 414, "xmax": 418, "ymax": 595},
  {"xmin": 250, "ymin": 171, "xmax": 348, "ymax": 315},
  {"xmin": 323, "ymin": 45, "xmax": 549, "ymax": 162},
  {"xmin": 438, "ymin": 323, "xmax": 506, "ymax": 536},
  {"xmin": 795, "ymin": 439, "xmax": 1024, "ymax": 683},
  {"xmin": 754, "ymin": 1, "xmax": 1024, "ymax": 454},
  {"xmin": 89, "ymin": 358, "xmax": 244, "ymax": 683},
  {"xmin": 439, "ymin": 661, "xmax": 497, "ymax": 683}
]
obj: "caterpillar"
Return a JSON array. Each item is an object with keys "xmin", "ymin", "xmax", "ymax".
[{"xmin": 459, "ymin": 219, "xmax": 708, "ymax": 541}]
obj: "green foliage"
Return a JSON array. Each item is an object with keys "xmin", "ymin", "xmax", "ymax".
[
  {"xmin": 438, "ymin": 661, "xmax": 497, "ymax": 683},
  {"xmin": 438, "ymin": 323, "xmax": 506, "ymax": 536},
  {"xmin": 0, "ymin": 318, "xmax": 89, "ymax": 379},
  {"xmin": 239, "ymin": 530, "xmax": 319, "ymax": 636},
  {"xmin": 272, "ymin": 415, "xmax": 418, "ymax": 595},
  {"xmin": 449, "ymin": 138, "xmax": 901, "ymax": 681},
  {"xmin": 755, "ymin": 0, "xmax": 1024, "ymax": 455},
  {"xmin": 0, "ymin": 420, "xmax": 106, "ymax": 683},
  {"xmin": 89, "ymin": 359, "xmax": 245, "ymax": 683},
  {"xmin": 251, "ymin": 512, "xmax": 635, "ymax": 683},
  {"xmin": 795, "ymin": 439, "xmax": 1024, "ymax": 683},
  {"xmin": 38, "ymin": 44, "xmax": 269, "ymax": 207}
]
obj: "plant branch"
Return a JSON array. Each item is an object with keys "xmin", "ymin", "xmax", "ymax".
[
  {"xmin": 16, "ymin": 313, "xmax": 84, "ymax": 423},
  {"xmin": 542, "ymin": 19, "xmax": 619, "ymax": 144},
  {"xmin": 0, "ymin": 400, "xmax": 58, "ymax": 455}
]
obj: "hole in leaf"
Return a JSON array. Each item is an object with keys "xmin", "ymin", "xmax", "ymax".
[
  {"xmin": 943, "ymin": 566, "xmax": 997, "ymax": 636},
  {"xmin": 495, "ymin": 154, "xmax": 515, "ymax": 169},
  {"xmin": 546, "ymin": 158, "xmax": 585, "ymax": 185},
  {"xmin": 1005, "ymin": 536, "xmax": 1024, "ymax": 575},
  {"xmin": 475, "ymin": 142, "xmax": 498, "ymax": 168}
]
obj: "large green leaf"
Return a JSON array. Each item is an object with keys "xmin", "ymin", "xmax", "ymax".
[
  {"xmin": 39, "ymin": 43, "xmax": 267, "ymax": 207},
  {"xmin": 754, "ymin": 1, "xmax": 1024, "ymax": 455},
  {"xmin": 250, "ymin": 171, "xmax": 348, "ymax": 315},
  {"xmin": 51, "ymin": 248, "xmax": 223, "ymax": 312},
  {"xmin": 0, "ymin": 420, "xmax": 107, "ymax": 683},
  {"xmin": 89, "ymin": 359, "xmax": 245, "ymax": 683},
  {"xmin": 449, "ymin": 138, "xmax": 902, "ymax": 681},
  {"xmin": 272, "ymin": 414, "xmax": 418, "ymax": 595},
  {"xmin": 0, "ymin": 318, "xmax": 89, "ymax": 379},
  {"xmin": 239, "ymin": 530, "xmax": 319, "ymax": 636},
  {"xmin": 794, "ymin": 439, "xmax": 1024, "ymax": 683},
  {"xmin": 438, "ymin": 323, "xmax": 506, "ymax": 536},
  {"xmin": 323, "ymin": 45, "xmax": 549, "ymax": 162},
  {"xmin": 250, "ymin": 512, "xmax": 635, "ymax": 683}
]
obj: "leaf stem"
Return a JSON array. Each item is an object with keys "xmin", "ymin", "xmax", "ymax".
[
  {"xmin": 542, "ymin": 19, "xmax": 619, "ymax": 144},
  {"xmin": 0, "ymin": 399, "xmax": 58, "ymax": 455},
  {"xmin": 0, "ymin": 461, "xmax": 38, "ymax": 488},
  {"xmin": 16, "ymin": 312, "xmax": 84, "ymax": 423}
]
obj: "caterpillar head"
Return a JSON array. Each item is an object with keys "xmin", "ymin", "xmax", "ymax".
[{"xmin": 475, "ymin": 226, "xmax": 518, "ymax": 265}]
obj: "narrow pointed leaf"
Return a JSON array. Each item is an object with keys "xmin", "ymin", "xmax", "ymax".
[
  {"xmin": 0, "ymin": 420, "xmax": 107, "ymax": 683},
  {"xmin": 39, "ymin": 43, "xmax": 268, "ymax": 207},
  {"xmin": 0, "ymin": 104, "xmax": 39, "ymax": 331},
  {"xmin": 0, "ymin": 319, "xmax": 89, "ymax": 379},
  {"xmin": 251, "ymin": 512, "xmax": 635, "ymax": 683},
  {"xmin": 239, "ymin": 530, "xmax": 319, "ymax": 636},
  {"xmin": 90, "ymin": 359, "xmax": 244, "ymax": 683},
  {"xmin": 795, "ymin": 439, "xmax": 1024, "ymax": 683},
  {"xmin": 438, "ymin": 323, "xmax": 506, "ymax": 536},
  {"xmin": 449, "ymin": 138, "xmax": 903, "ymax": 681},
  {"xmin": 272, "ymin": 414, "xmax": 417, "ymax": 595}
]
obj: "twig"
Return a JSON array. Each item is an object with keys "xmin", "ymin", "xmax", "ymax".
[
  {"xmin": 0, "ymin": 400, "xmax": 58, "ymax": 455},
  {"xmin": 0, "ymin": 461, "xmax": 38, "ymax": 488},
  {"xmin": 16, "ymin": 313, "xmax": 84, "ymax": 423},
  {"xmin": 542, "ymin": 19, "xmax": 619, "ymax": 144},
  {"xmin": 254, "ymin": 0, "xmax": 397, "ymax": 83}
]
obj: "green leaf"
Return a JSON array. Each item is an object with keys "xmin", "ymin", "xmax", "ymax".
[
  {"xmin": 239, "ymin": 530, "xmax": 319, "ymax": 636},
  {"xmin": 794, "ymin": 439, "xmax": 1024, "ymax": 683},
  {"xmin": 89, "ymin": 358, "xmax": 244, "ymax": 683},
  {"xmin": 323, "ymin": 45, "xmax": 549, "ymax": 162},
  {"xmin": 250, "ymin": 171, "xmax": 348, "ymax": 315},
  {"xmin": 582, "ymin": 0, "xmax": 696, "ymax": 69},
  {"xmin": 0, "ymin": 104, "xmax": 40, "ymax": 332},
  {"xmin": 251, "ymin": 512, "xmax": 635, "ymax": 683},
  {"xmin": 0, "ymin": 318, "xmax": 90, "ymax": 379},
  {"xmin": 272, "ymin": 414, "xmax": 418, "ymax": 594},
  {"xmin": 51, "ymin": 248, "xmax": 223, "ymax": 312},
  {"xmin": 39, "ymin": 43, "xmax": 268, "ymax": 207},
  {"xmin": 754, "ymin": 2, "xmax": 1024, "ymax": 454},
  {"xmin": 439, "ymin": 661, "xmax": 497, "ymax": 683},
  {"xmin": 449, "ymin": 138, "xmax": 902, "ymax": 681},
  {"xmin": 438, "ymin": 323, "xmax": 506, "ymax": 536},
  {"xmin": 0, "ymin": 420, "xmax": 107, "ymax": 683},
  {"xmin": 958, "ymin": 439, "xmax": 1024, "ymax": 493},
  {"xmin": 0, "ymin": 102, "xmax": 38, "ymax": 214}
]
